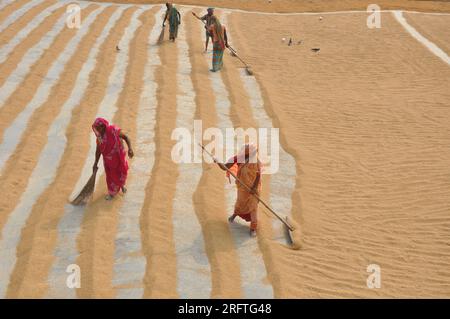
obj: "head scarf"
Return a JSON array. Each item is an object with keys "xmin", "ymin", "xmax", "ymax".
[
  {"xmin": 226, "ymin": 144, "xmax": 258, "ymax": 183},
  {"xmin": 92, "ymin": 117, "xmax": 109, "ymax": 144},
  {"xmin": 92, "ymin": 117, "xmax": 122, "ymax": 156},
  {"xmin": 237, "ymin": 144, "xmax": 258, "ymax": 164}
]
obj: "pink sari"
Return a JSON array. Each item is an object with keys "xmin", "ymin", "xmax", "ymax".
[{"xmin": 92, "ymin": 118, "xmax": 128, "ymax": 196}]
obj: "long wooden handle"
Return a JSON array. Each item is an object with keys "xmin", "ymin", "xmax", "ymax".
[
  {"xmin": 199, "ymin": 144, "xmax": 293, "ymax": 231},
  {"xmin": 228, "ymin": 45, "xmax": 238, "ymax": 56},
  {"xmin": 192, "ymin": 13, "xmax": 207, "ymax": 27},
  {"xmin": 226, "ymin": 46, "xmax": 250, "ymax": 68}
]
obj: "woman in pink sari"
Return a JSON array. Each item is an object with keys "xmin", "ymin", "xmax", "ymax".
[
  {"xmin": 217, "ymin": 144, "xmax": 261, "ymax": 237},
  {"xmin": 92, "ymin": 118, "xmax": 134, "ymax": 200}
]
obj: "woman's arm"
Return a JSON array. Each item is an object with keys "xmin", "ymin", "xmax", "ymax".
[
  {"xmin": 119, "ymin": 132, "xmax": 134, "ymax": 158},
  {"xmin": 162, "ymin": 10, "xmax": 168, "ymax": 26},
  {"xmin": 93, "ymin": 144, "xmax": 101, "ymax": 172},
  {"xmin": 192, "ymin": 12, "xmax": 203, "ymax": 21},
  {"xmin": 217, "ymin": 156, "xmax": 236, "ymax": 171}
]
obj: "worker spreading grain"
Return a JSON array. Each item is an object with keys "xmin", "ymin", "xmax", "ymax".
[
  {"xmin": 207, "ymin": 15, "xmax": 229, "ymax": 72},
  {"xmin": 217, "ymin": 144, "xmax": 261, "ymax": 237},
  {"xmin": 163, "ymin": 2, "xmax": 181, "ymax": 42},
  {"xmin": 92, "ymin": 118, "xmax": 134, "ymax": 200}
]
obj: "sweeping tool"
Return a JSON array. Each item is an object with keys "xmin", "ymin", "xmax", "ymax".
[
  {"xmin": 193, "ymin": 13, "xmax": 254, "ymax": 76},
  {"xmin": 157, "ymin": 25, "xmax": 165, "ymax": 45},
  {"xmin": 71, "ymin": 168, "xmax": 98, "ymax": 206},
  {"xmin": 226, "ymin": 46, "xmax": 254, "ymax": 76},
  {"xmin": 199, "ymin": 144, "xmax": 301, "ymax": 249},
  {"xmin": 227, "ymin": 44, "xmax": 237, "ymax": 57}
]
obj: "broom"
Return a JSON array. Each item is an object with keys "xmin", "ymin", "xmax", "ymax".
[
  {"xmin": 199, "ymin": 144, "xmax": 301, "ymax": 249},
  {"xmin": 157, "ymin": 25, "xmax": 165, "ymax": 45},
  {"xmin": 71, "ymin": 168, "xmax": 98, "ymax": 206}
]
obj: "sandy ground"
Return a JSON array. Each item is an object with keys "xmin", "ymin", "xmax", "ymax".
[
  {"xmin": 405, "ymin": 12, "xmax": 450, "ymax": 53},
  {"xmin": 90, "ymin": 0, "xmax": 450, "ymax": 13},
  {"xmin": 229, "ymin": 10, "xmax": 450, "ymax": 297},
  {"xmin": 0, "ymin": 0, "xmax": 449, "ymax": 298}
]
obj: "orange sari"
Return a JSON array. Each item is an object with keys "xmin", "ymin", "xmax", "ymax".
[{"xmin": 227, "ymin": 157, "xmax": 261, "ymax": 231}]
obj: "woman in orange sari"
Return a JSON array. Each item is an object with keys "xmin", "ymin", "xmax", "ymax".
[
  {"xmin": 207, "ymin": 15, "xmax": 229, "ymax": 72},
  {"xmin": 217, "ymin": 144, "xmax": 261, "ymax": 237}
]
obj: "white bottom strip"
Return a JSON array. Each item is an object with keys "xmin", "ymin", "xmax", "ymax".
[
  {"xmin": 201, "ymin": 12, "xmax": 273, "ymax": 298},
  {"xmin": 112, "ymin": 7, "xmax": 162, "ymax": 299},
  {"xmin": 237, "ymin": 69, "xmax": 296, "ymax": 245},
  {"xmin": 172, "ymin": 9, "xmax": 212, "ymax": 299}
]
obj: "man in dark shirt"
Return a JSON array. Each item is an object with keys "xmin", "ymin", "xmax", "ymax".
[{"xmin": 192, "ymin": 7, "xmax": 214, "ymax": 52}]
